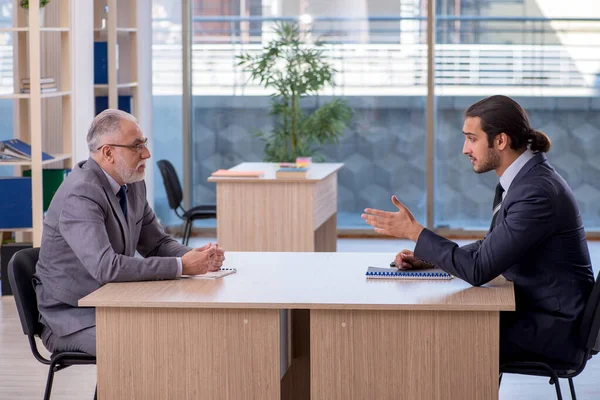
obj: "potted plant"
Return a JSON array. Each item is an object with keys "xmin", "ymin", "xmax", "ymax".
[
  {"xmin": 237, "ymin": 22, "xmax": 352, "ymax": 162},
  {"xmin": 20, "ymin": 0, "xmax": 51, "ymax": 27}
]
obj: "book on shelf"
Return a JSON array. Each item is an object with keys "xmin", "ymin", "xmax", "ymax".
[
  {"xmin": 0, "ymin": 153, "xmax": 22, "ymax": 162},
  {"xmin": 19, "ymin": 77, "xmax": 57, "ymax": 93},
  {"xmin": 21, "ymin": 82, "xmax": 57, "ymax": 89},
  {"xmin": 276, "ymin": 166, "xmax": 308, "ymax": 179},
  {"xmin": 20, "ymin": 87, "xmax": 58, "ymax": 94},
  {"xmin": 21, "ymin": 77, "xmax": 55, "ymax": 85},
  {"xmin": 0, "ymin": 139, "xmax": 54, "ymax": 162}
]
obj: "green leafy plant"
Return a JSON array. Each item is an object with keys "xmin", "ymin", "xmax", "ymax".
[
  {"xmin": 20, "ymin": 0, "xmax": 51, "ymax": 8},
  {"xmin": 237, "ymin": 22, "xmax": 352, "ymax": 162}
]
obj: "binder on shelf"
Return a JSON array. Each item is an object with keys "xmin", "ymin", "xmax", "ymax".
[
  {"xmin": 0, "ymin": 177, "xmax": 32, "ymax": 229},
  {"xmin": 94, "ymin": 41, "xmax": 108, "ymax": 84},
  {"xmin": 365, "ymin": 266, "xmax": 453, "ymax": 280},
  {"xmin": 95, "ymin": 95, "xmax": 132, "ymax": 115},
  {"xmin": 22, "ymin": 169, "xmax": 70, "ymax": 211},
  {"xmin": 0, "ymin": 139, "xmax": 54, "ymax": 162}
]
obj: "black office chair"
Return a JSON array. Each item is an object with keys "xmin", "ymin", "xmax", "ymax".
[
  {"xmin": 157, "ymin": 159, "xmax": 216, "ymax": 246},
  {"xmin": 499, "ymin": 272, "xmax": 600, "ymax": 400},
  {"xmin": 7, "ymin": 247, "xmax": 97, "ymax": 400}
]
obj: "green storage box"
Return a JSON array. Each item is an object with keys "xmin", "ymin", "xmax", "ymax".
[{"xmin": 22, "ymin": 169, "xmax": 70, "ymax": 211}]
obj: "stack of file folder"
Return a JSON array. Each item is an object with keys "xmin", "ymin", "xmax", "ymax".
[{"xmin": 0, "ymin": 139, "xmax": 54, "ymax": 163}]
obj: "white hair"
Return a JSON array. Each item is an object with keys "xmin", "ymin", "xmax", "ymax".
[{"xmin": 87, "ymin": 109, "xmax": 138, "ymax": 153}]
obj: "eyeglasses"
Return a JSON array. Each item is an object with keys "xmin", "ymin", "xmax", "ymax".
[{"xmin": 97, "ymin": 138, "xmax": 148, "ymax": 153}]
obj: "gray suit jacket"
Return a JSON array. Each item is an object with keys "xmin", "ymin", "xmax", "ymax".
[
  {"xmin": 414, "ymin": 152, "xmax": 595, "ymax": 365},
  {"xmin": 34, "ymin": 158, "xmax": 191, "ymax": 337}
]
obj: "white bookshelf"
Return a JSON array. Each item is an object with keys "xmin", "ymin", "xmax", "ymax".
[
  {"xmin": 93, "ymin": 0, "xmax": 139, "ymax": 117},
  {"xmin": 6, "ymin": 0, "xmax": 74, "ymax": 246}
]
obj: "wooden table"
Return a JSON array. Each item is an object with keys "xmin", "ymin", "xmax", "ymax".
[
  {"xmin": 80, "ymin": 252, "xmax": 514, "ymax": 400},
  {"xmin": 207, "ymin": 162, "xmax": 343, "ymax": 252}
]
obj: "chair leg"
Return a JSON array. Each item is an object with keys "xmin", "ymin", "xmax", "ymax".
[
  {"xmin": 553, "ymin": 377, "xmax": 564, "ymax": 400},
  {"xmin": 186, "ymin": 219, "xmax": 195, "ymax": 246},
  {"xmin": 568, "ymin": 378, "xmax": 576, "ymax": 400},
  {"xmin": 44, "ymin": 364, "xmax": 57, "ymax": 400},
  {"xmin": 182, "ymin": 219, "xmax": 191, "ymax": 246}
]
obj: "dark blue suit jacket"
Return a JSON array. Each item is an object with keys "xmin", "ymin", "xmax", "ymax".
[{"xmin": 414, "ymin": 152, "xmax": 594, "ymax": 365}]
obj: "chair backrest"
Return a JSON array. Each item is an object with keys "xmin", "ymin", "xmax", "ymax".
[
  {"xmin": 157, "ymin": 159, "xmax": 183, "ymax": 210},
  {"xmin": 7, "ymin": 247, "xmax": 42, "ymax": 337},
  {"xmin": 580, "ymin": 271, "xmax": 600, "ymax": 353}
]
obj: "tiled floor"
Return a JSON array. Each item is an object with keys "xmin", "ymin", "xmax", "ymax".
[{"xmin": 1, "ymin": 237, "xmax": 599, "ymax": 399}]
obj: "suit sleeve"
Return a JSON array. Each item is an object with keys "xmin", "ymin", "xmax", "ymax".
[
  {"xmin": 414, "ymin": 184, "xmax": 556, "ymax": 286},
  {"xmin": 459, "ymin": 239, "xmax": 483, "ymax": 253},
  {"xmin": 58, "ymin": 182, "xmax": 180, "ymax": 285},
  {"xmin": 135, "ymin": 182, "xmax": 192, "ymax": 258}
]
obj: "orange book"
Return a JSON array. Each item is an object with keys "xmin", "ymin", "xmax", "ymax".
[{"xmin": 211, "ymin": 169, "xmax": 264, "ymax": 178}]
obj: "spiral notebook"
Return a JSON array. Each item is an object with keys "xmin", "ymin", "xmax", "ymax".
[
  {"xmin": 366, "ymin": 266, "xmax": 452, "ymax": 280},
  {"xmin": 182, "ymin": 268, "xmax": 237, "ymax": 280}
]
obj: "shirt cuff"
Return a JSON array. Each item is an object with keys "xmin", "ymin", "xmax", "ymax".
[{"xmin": 176, "ymin": 257, "xmax": 183, "ymax": 278}]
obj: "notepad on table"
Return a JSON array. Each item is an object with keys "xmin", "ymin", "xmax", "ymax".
[
  {"xmin": 211, "ymin": 169, "xmax": 264, "ymax": 178},
  {"xmin": 182, "ymin": 268, "xmax": 237, "ymax": 279},
  {"xmin": 365, "ymin": 266, "xmax": 452, "ymax": 280}
]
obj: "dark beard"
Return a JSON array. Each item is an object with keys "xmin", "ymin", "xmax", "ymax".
[{"xmin": 474, "ymin": 148, "xmax": 500, "ymax": 174}]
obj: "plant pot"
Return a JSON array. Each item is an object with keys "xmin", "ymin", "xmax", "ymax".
[{"xmin": 26, "ymin": 7, "xmax": 45, "ymax": 27}]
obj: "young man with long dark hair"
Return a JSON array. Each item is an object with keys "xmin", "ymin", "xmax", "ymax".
[{"xmin": 362, "ymin": 95, "xmax": 595, "ymax": 367}]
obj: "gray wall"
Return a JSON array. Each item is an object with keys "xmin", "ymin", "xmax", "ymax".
[{"xmin": 187, "ymin": 95, "xmax": 600, "ymax": 230}]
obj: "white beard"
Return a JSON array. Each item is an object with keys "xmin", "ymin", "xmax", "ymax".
[{"xmin": 115, "ymin": 155, "xmax": 145, "ymax": 184}]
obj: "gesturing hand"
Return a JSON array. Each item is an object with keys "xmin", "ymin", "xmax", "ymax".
[{"xmin": 361, "ymin": 195, "xmax": 424, "ymax": 242}]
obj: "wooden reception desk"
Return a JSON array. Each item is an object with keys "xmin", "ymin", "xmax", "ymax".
[{"xmin": 207, "ymin": 162, "xmax": 343, "ymax": 252}]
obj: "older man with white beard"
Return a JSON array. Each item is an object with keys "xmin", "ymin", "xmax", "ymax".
[{"xmin": 33, "ymin": 109, "xmax": 225, "ymax": 356}]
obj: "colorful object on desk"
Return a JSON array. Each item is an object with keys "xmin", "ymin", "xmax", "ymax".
[
  {"xmin": 296, "ymin": 157, "xmax": 312, "ymax": 168},
  {"xmin": 365, "ymin": 266, "xmax": 453, "ymax": 280},
  {"xmin": 211, "ymin": 169, "xmax": 264, "ymax": 178}
]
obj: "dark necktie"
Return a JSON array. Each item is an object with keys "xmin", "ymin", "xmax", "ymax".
[
  {"xmin": 490, "ymin": 183, "xmax": 504, "ymax": 231},
  {"xmin": 117, "ymin": 185, "xmax": 128, "ymax": 221}
]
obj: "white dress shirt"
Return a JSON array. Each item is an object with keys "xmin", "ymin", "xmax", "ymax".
[{"xmin": 498, "ymin": 148, "xmax": 536, "ymax": 200}]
